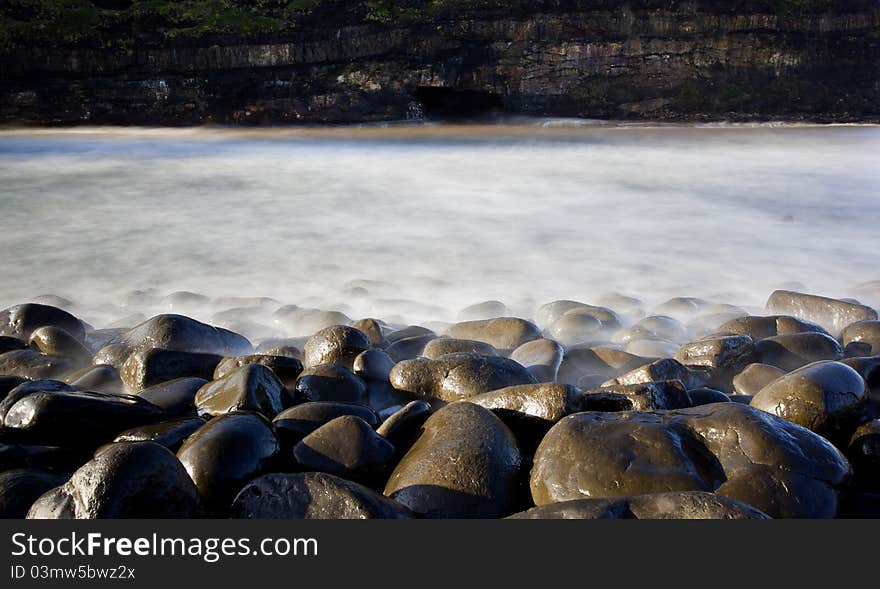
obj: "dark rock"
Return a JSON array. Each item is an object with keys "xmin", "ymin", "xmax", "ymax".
[
  {"xmin": 842, "ymin": 320, "xmax": 880, "ymax": 356},
  {"xmin": 176, "ymin": 412, "xmax": 279, "ymax": 513},
  {"xmin": 376, "ymin": 400, "xmax": 432, "ymax": 454},
  {"xmin": 557, "ymin": 347, "xmax": 648, "ymax": 386},
  {"xmin": 352, "ymin": 318, "xmax": 386, "ymax": 346},
  {"xmin": 675, "ymin": 335, "xmax": 755, "ymax": 390},
  {"xmin": 389, "ymin": 353, "xmax": 537, "ymax": 403},
  {"xmin": 195, "ymin": 364, "xmax": 284, "ymax": 419},
  {"xmin": 121, "ymin": 348, "xmax": 222, "ymax": 391},
  {"xmin": 294, "ymin": 364, "xmax": 367, "ymax": 404},
  {"xmin": 750, "ymin": 361, "xmax": 867, "ymax": 438},
  {"xmin": 27, "ymin": 442, "xmax": 199, "ymax": 519},
  {"xmin": 754, "ymin": 332, "xmax": 843, "ymax": 371},
  {"xmin": 0, "ymin": 375, "xmax": 27, "ymax": 401},
  {"xmin": 273, "ymin": 402, "xmax": 378, "ymax": 448},
  {"xmin": 232, "ymin": 472, "xmax": 411, "ymax": 519},
  {"xmin": 136, "ymin": 377, "xmax": 207, "ymax": 416},
  {"xmin": 582, "ymin": 380, "xmax": 693, "ymax": 411},
  {"xmin": 766, "ymin": 290, "xmax": 877, "ymax": 336},
  {"xmin": 421, "ymin": 338, "xmax": 498, "ymax": 360},
  {"xmin": 0, "ymin": 380, "xmax": 76, "ymax": 423},
  {"xmin": 384, "ymin": 402, "xmax": 521, "ymax": 518},
  {"xmin": 352, "ymin": 349, "xmax": 395, "ymax": 381},
  {"xmin": 714, "ymin": 314, "xmax": 829, "ymax": 340},
  {"xmin": 687, "ymin": 388, "xmax": 732, "ymax": 406},
  {"xmin": 384, "ymin": 325, "xmax": 435, "ymax": 345},
  {"xmin": 0, "ymin": 336, "xmax": 27, "ymax": 354},
  {"xmin": 384, "ymin": 333, "xmax": 437, "ymax": 361},
  {"xmin": 848, "ymin": 419, "xmax": 880, "ymax": 489},
  {"xmin": 293, "ymin": 415, "xmax": 394, "ymax": 475},
  {"xmin": 445, "ymin": 317, "xmax": 541, "ymax": 353},
  {"xmin": 0, "ymin": 442, "xmax": 78, "ymax": 472},
  {"xmin": 254, "ymin": 337, "xmax": 305, "ymax": 360},
  {"xmin": 0, "ymin": 469, "xmax": 68, "ymax": 518},
  {"xmin": 0, "ymin": 303, "xmax": 85, "ymax": 342},
  {"xmin": 66, "ymin": 364, "xmax": 123, "ymax": 394},
  {"xmin": 113, "ymin": 417, "xmax": 205, "ymax": 451},
  {"xmin": 716, "ymin": 465, "xmax": 839, "ymax": 519},
  {"xmin": 509, "ymin": 339, "xmax": 563, "ymax": 382},
  {"xmin": 603, "ymin": 358, "xmax": 708, "ymax": 389},
  {"xmin": 508, "ymin": 491, "xmax": 769, "ymax": 519},
  {"xmin": 214, "ymin": 354, "xmax": 303, "ymax": 387},
  {"xmin": 303, "ymin": 325, "xmax": 372, "ymax": 369},
  {"xmin": 732, "ymin": 363, "xmax": 785, "ymax": 396},
  {"xmin": 28, "ymin": 326, "xmax": 91, "ymax": 363},
  {"xmin": 469, "ymin": 383, "xmax": 585, "ymax": 423},
  {"xmin": 0, "ymin": 350, "xmax": 77, "ymax": 380}
]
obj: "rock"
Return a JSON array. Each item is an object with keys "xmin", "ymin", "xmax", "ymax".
[
  {"xmin": 754, "ymin": 332, "xmax": 843, "ymax": 371},
  {"xmin": 536, "ymin": 301, "xmax": 622, "ymax": 331},
  {"xmin": 0, "ymin": 350, "xmax": 77, "ymax": 380},
  {"xmin": 27, "ymin": 442, "xmax": 200, "ymax": 519},
  {"xmin": 767, "ymin": 290, "xmax": 878, "ymax": 336},
  {"xmin": 113, "ymin": 417, "xmax": 205, "ymax": 451},
  {"xmin": 625, "ymin": 339, "xmax": 679, "ymax": 358},
  {"xmin": 0, "ymin": 380, "xmax": 76, "ymax": 422},
  {"xmin": 254, "ymin": 337, "xmax": 305, "ymax": 360},
  {"xmin": 303, "ymin": 325, "xmax": 372, "ymax": 370},
  {"xmin": 732, "ymin": 363, "xmax": 785, "ymax": 396},
  {"xmin": 176, "ymin": 412, "xmax": 279, "ymax": 513},
  {"xmin": 352, "ymin": 318, "xmax": 386, "ymax": 346},
  {"xmin": 675, "ymin": 335, "xmax": 755, "ymax": 389},
  {"xmin": 508, "ymin": 491, "xmax": 769, "ymax": 519},
  {"xmin": 213, "ymin": 354, "xmax": 303, "ymax": 387},
  {"xmin": 273, "ymin": 402, "xmax": 378, "ymax": 448},
  {"xmin": 232, "ymin": 472, "xmax": 411, "ymax": 519},
  {"xmin": 3, "ymin": 389, "xmax": 163, "ymax": 445},
  {"xmin": 653, "ymin": 297, "xmax": 710, "ymax": 320},
  {"xmin": 161, "ymin": 290, "xmax": 210, "ymax": 311},
  {"xmin": 352, "ymin": 349, "xmax": 396, "ymax": 381},
  {"xmin": 547, "ymin": 312, "xmax": 602, "ymax": 346},
  {"xmin": 272, "ymin": 307, "xmax": 352, "ymax": 336},
  {"xmin": 603, "ymin": 358, "xmax": 707, "ymax": 390},
  {"xmin": 842, "ymin": 320, "xmax": 880, "ymax": 356},
  {"xmin": 0, "ymin": 469, "xmax": 68, "ymax": 518},
  {"xmin": 384, "ymin": 402, "xmax": 521, "ymax": 518},
  {"xmin": 456, "ymin": 300, "xmax": 508, "ymax": 321},
  {"xmin": 0, "ymin": 336, "xmax": 26, "ymax": 354},
  {"xmin": 294, "ymin": 364, "xmax": 367, "ymax": 404},
  {"xmin": 389, "ymin": 353, "xmax": 537, "ymax": 403},
  {"xmin": 715, "ymin": 315, "xmax": 829, "ymax": 339},
  {"xmin": 557, "ymin": 347, "xmax": 648, "ymax": 386},
  {"xmin": 845, "ymin": 341, "xmax": 874, "ymax": 358},
  {"xmin": 509, "ymin": 339, "xmax": 563, "ymax": 382},
  {"xmin": 581, "ymin": 380, "xmax": 692, "ymax": 411},
  {"xmin": 136, "ymin": 377, "xmax": 206, "ymax": 416},
  {"xmin": 0, "ymin": 442, "xmax": 78, "ymax": 472},
  {"xmin": 716, "ymin": 465, "xmax": 839, "ymax": 518},
  {"xmin": 195, "ymin": 364, "xmax": 284, "ymax": 419},
  {"xmin": 750, "ymin": 361, "xmax": 867, "ymax": 438},
  {"xmin": 293, "ymin": 415, "xmax": 394, "ymax": 475},
  {"xmin": 28, "ymin": 326, "xmax": 91, "ymax": 363},
  {"xmin": 385, "ymin": 333, "xmax": 437, "ymax": 361},
  {"xmin": 384, "ymin": 325, "xmax": 434, "ymax": 345},
  {"xmin": 94, "ymin": 314, "xmax": 251, "ymax": 369},
  {"xmin": 469, "ymin": 383, "xmax": 585, "ymax": 423},
  {"xmin": 422, "ymin": 338, "xmax": 498, "ymax": 360},
  {"xmin": 376, "ymin": 400, "xmax": 432, "ymax": 453},
  {"xmin": 637, "ymin": 316, "xmax": 689, "ymax": 343},
  {"xmin": 848, "ymin": 419, "xmax": 880, "ymax": 489},
  {"xmin": 0, "ymin": 375, "xmax": 27, "ymax": 400},
  {"xmin": 121, "ymin": 348, "xmax": 222, "ymax": 391},
  {"xmin": 66, "ymin": 364, "xmax": 123, "ymax": 394},
  {"xmin": 687, "ymin": 388, "xmax": 732, "ymax": 406},
  {"xmin": 0, "ymin": 303, "xmax": 85, "ymax": 342},
  {"xmin": 445, "ymin": 317, "xmax": 540, "ymax": 353}
]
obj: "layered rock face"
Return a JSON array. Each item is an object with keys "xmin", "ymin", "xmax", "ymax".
[{"xmin": 1, "ymin": 1, "xmax": 878, "ymax": 125}]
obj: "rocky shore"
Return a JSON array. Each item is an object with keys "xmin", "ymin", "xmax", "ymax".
[
  {"xmin": 1, "ymin": 286, "xmax": 879, "ymax": 519},
  {"xmin": 2, "ymin": 1, "xmax": 879, "ymax": 125}
]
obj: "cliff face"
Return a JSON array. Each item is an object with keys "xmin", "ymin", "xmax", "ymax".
[{"xmin": 2, "ymin": 2, "xmax": 879, "ymax": 125}]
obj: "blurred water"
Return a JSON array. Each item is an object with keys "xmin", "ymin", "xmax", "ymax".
[{"xmin": 0, "ymin": 123, "xmax": 878, "ymax": 329}]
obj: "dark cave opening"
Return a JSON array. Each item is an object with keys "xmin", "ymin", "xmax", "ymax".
[{"xmin": 414, "ymin": 86, "xmax": 504, "ymax": 120}]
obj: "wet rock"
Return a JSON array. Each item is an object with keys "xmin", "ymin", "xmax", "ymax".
[
  {"xmin": 755, "ymin": 332, "xmax": 844, "ymax": 372},
  {"xmin": 177, "ymin": 412, "xmax": 279, "ymax": 513},
  {"xmin": 767, "ymin": 290, "xmax": 878, "ymax": 336},
  {"xmin": 195, "ymin": 364, "xmax": 284, "ymax": 419},
  {"xmin": 294, "ymin": 364, "xmax": 367, "ymax": 404},
  {"xmin": 845, "ymin": 341, "xmax": 873, "ymax": 358},
  {"xmin": 293, "ymin": 416, "xmax": 394, "ymax": 476},
  {"xmin": 113, "ymin": 417, "xmax": 205, "ymax": 451},
  {"xmin": 273, "ymin": 307, "xmax": 352, "ymax": 336},
  {"xmin": 385, "ymin": 402, "xmax": 521, "ymax": 518},
  {"xmin": 557, "ymin": 347, "xmax": 648, "ymax": 386},
  {"xmin": 376, "ymin": 400, "xmax": 432, "ymax": 453},
  {"xmin": 729, "ymin": 395, "xmax": 753, "ymax": 404},
  {"xmin": 28, "ymin": 326, "xmax": 91, "ymax": 363},
  {"xmin": 94, "ymin": 314, "xmax": 251, "ymax": 369},
  {"xmin": 232, "ymin": 472, "xmax": 411, "ymax": 519},
  {"xmin": 848, "ymin": 419, "xmax": 880, "ymax": 489},
  {"xmin": 508, "ymin": 491, "xmax": 769, "ymax": 519},
  {"xmin": 0, "ymin": 303, "xmax": 85, "ymax": 342},
  {"xmin": 214, "ymin": 354, "xmax": 303, "ymax": 388},
  {"xmin": 0, "ymin": 380, "xmax": 76, "ymax": 423},
  {"xmin": 303, "ymin": 325, "xmax": 372, "ymax": 370},
  {"xmin": 457, "ymin": 300, "xmax": 508, "ymax": 321},
  {"xmin": 582, "ymin": 380, "xmax": 692, "ymax": 411},
  {"xmin": 389, "ymin": 353, "xmax": 537, "ymax": 403},
  {"xmin": 136, "ymin": 377, "xmax": 206, "ymax": 416},
  {"xmin": 384, "ymin": 325, "xmax": 435, "ymax": 345},
  {"xmin": 352, "ymin": 349, "xmax": 395, "ymax": 381},
  {"xmin": 0, "ymin": 350, "xmax": 77, "ymax": 380},
  {"xmin": 121, "ymin": 348, "xmax": 222, "ymax": 391},
  {"xmin": 0, "ymin": 469, "xmax": 68, "ymax": 518},
  {"xmin": 750, "ymin": 361, "xmax": 867, "ymax": 438},
  {"xmin": 3, "ymin": 389, "xmax": 162, "ymax": 445},
  {"xmin": 0, "ymin": 442, "xmax": 78, "ymax": 472},
  {"xmin": 469, "ymin": 383, "xmax": 585, "ymax": 424},
  {"xmin": 422, "ymin": 338, "xmax": 498, "ymax": 360},
  {"xmin": 603, "ymin": 358, "xmax": 708, "ymax": 390},
  {"xmin": 625, "ymin": 339, "xmax": 679, "ymax": 358},
  {"xmin": 715, "ymin": 315, "xmax": 829, "ymax": 339},
  {"xmin": 445, "ymin": 317, "xmax": 540, "ymax": 353},
  {"xmin": 0, "ymin": 375, "xmax": 27, "ymax": 400},
  {"xmin": 547, "ymin": 312, "xmax": 602, "ymax": 346},
  {"xmin": 0, "ymin": 336, "xmax": 26, "ymax": 355},
  {"xmin": 509, "ymin": 339, "xmax": 562, "ymax": 382},
  {"xmin": 254, "ymin": 337, "xmax": 305, "ymax": 359},
  {"xmin": 637, "ymin": 316, "xmax": 689, "ymax": 343},
  {"xmin": 716, "ymin": 465, "xmax": 839, "ymax": 518},
  {"xmin": 273, "ymin": 402, "xmax": 378, "ymax": 448},
  {"xmin": 675, "ymin": 335, "xmax": 755, "ymax": 389},
  {"xmin": 536, "ymin": 301, "xmax": 622, "ymax": 332},
  {"xmin": 842, "ymin": 320, "xmax": 880, "ymax": 356},
  {"xmin": 385, "ymin": 333, "xmax": 437, "ymax": 361},
  {"xmin": 732, "ymin": 363, "xmax": 785, "ymax": 396},
  {"xmin": 687, "ymin": 388, "xmax": 732, "ymax": 406},
  {"xmin": 352, "ymin": 318, "xmax": 386, "ymax": 346},
  {"xmin": 66, "ymin": 364, "xmax": 124, "ymax": 394},
  {"xmin": 28, "ymin": 442, "xmax": 199, "ymax": 519}
]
